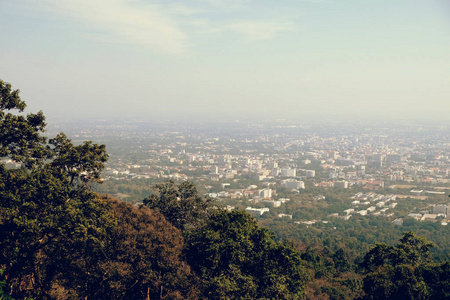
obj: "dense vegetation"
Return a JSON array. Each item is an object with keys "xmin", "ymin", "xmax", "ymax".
[{"xmin": 1, "ymin": 79, "xmax": 449, "ymax": 299}]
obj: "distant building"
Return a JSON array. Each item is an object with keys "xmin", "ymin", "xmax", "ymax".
[
  {"xmin": 278, "ymin": 213, "xmax": 293, "ymax": 219},
  {"xmin": 282, "ymin": 179, "xmax": 305, "ymax": 190},
  {"xmin": 246, "ymin": 207, "xmax": 269, "ymax": 216},
  {"xmin": 367, "ymin": 206, "xmax": 376, "ymax": 212},
  {"xmin": 281, "ymin": 168, "xmax": 296, "ymax": 177},
  {"xmin": 258, "ymin": 188, "xmax": 272, "ymax": 199},
  {"xmin": 376, "ymin": 201, "xmax": 385, "ymax": 208}
]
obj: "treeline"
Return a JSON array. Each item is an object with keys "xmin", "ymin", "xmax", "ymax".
[{"xmin": 1, "ymin": 79, "xmax": 450, "ymax": 299}]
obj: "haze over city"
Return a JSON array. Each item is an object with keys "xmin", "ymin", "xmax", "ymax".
[{"xmin": 1, "ymin": 0, "xmax": 449, "ymax": 122}]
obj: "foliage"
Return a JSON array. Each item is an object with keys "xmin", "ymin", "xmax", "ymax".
[
  {"xmin": 49, "ymin": 132, "xmax": 108, "ymax": 190},
  {"xmin": 0, "ymin": 79, "xmax": 51, "ymax": 168},
  {"xmin": 360, "ymin": 232, "xmax": 450, "ymax": 300},
  {"xmin": 0, "ymin": 165, "xmax": 114, "ymax": 299},
  {"xmin": 361, "ymin": 232, "xmax": 435, "ymax": 272},
  {"xmin": 143, "ymin": 180, "xmax": 213, "ymax": 230},
  {"xmin": 0, "ymin": 269, "xmax": 15, "ymax": 300},
  {"xmin": 184, "ymin": 209, "xmax": 309, "ymax": 299},
  {"xmin": 86, "ymin": 197, "xmax": 199, "ymax": 299}
]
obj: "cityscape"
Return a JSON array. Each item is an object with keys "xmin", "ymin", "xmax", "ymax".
[{"xmin": 48, "ymin": 119, "xmax": 450, "ymax": 227}]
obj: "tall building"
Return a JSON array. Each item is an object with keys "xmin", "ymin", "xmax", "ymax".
[
  {"xmin": 258, "ymin": 188, "xmax": 272, "ymax": 199},
  {"xmin": 281, "ymin": 168, "xmax": 296, "ymax": 177}
]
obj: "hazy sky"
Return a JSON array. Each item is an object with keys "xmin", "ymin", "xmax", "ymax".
[{"xmin": 1, "ymin": 0, "xmax": 449, "ymax": 122}]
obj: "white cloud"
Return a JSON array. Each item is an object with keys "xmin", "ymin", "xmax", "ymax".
[
  {"xmin": 30, "ymin": 0, "xmax": 189, "ymax": 55},
  {"xmin": 12, "ymin": 0, "xmax": 299, "ymax": 53}
]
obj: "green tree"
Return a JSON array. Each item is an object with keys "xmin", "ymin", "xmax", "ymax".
[
  {"xmin": 143, "ymin": 180, "xmax": 213, "ymax": 230},
  {"xmin": 0, "ymin": 79, "xmax": 111, "ymax": 298},
  {"xmin": 49, "ymin": 132, "xmax": 108, "ymax": 191},
  {"xmin": 361, "ymin": 232, "xmax": 435, "ymax": 272},
  {"xmin": 419, "ymin": 262, "xmax": 450, "ymax": 300},
  {"xmin": 360, "ymin": 232, "xmax": 439, "ymax": 300},
  {"xmin": 0, "ymin": 79, "xmax": 51, "ymax": 168},
  {"xmin": 184, "ymin": 210, "xmax": 309, "ymax": 299}
]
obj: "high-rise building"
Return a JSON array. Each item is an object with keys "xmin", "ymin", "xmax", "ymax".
[{"xmin": 281, "ymin": 168, "xmax": 296, "ymax": 177}]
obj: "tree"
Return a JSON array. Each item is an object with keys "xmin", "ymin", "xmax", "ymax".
[
  {"xmin": 0, "ymin": 79, "xmax": 110, "ymax": 298},
  {"xmin": 49, "ymin": 133, "xmax": 108, "ymax": 191},
  {"xmin": 360, "ymin": 232, "xmax": 437, "ymax": 300},
  {"xmin": 184, "ymin": 209, "xmax": 309, "ymax": 299},
  {"xmin": 143, "ymin": 180, "xmax": 213, "ymax": 230},
  {"xmin": 95, "ymin": 197, "xmax": 199, "ymax": 300},
  {"xmin": 361, "ymin": 232, "xmax": 435, "ymax": 272},
  {"xmin": 0, "ymin": 79, "xmax": 51, "ymax": 168}
]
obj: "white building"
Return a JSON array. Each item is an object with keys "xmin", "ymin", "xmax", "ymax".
[
  {"xmin": 258, "ymin": 188, "xmax": 272, "ymax": 199},
  {"xmin": 367, "ymin": 206, "xmax": 376, "ymax": 212},
  {"xmin": 343, "ymin": 208, "xmax": 354, "ymax": 215},
  {"xmin": 376, "ymin": 201, "xmax": 385, "ymax": 208},
  {"xmin": 282, "ymin": 179, "xmax": 305, "ymax": 190},
  {"xmin": 246, "ymin": 207, "xmax": 270, "ymax": 216},
  {"xmin": 278, "ymin": 213, "xmax": 293, "ymax": 219}
]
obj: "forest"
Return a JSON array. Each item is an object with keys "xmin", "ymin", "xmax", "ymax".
[{"xmin": 1, "ymin": 78, "xmax": 450, "ymax": 299}]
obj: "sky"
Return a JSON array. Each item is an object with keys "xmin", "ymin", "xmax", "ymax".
[{"xmin": 1, "ymin": 0, "xmax": 450, "ymax": 123}]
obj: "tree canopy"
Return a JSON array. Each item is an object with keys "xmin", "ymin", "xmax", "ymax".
[
  {"xmin": 360, "ymin": 232, "xmax": 449, "ymax": 300},
  {"xmin": 185, "ymin": 209, "xmax": 309, "ymax": 299},
  {"xmin": 143, "ymin": 180, "xmax": 213, "ymax": 230}
]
